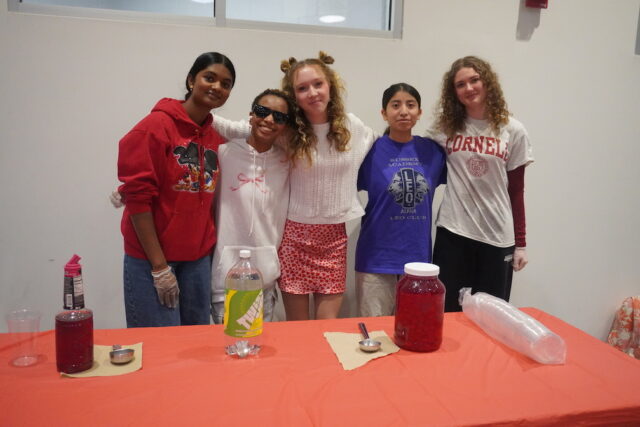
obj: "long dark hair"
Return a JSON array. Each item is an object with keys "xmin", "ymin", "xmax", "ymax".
[
  {"xmin": 382, "ymin": 83, "xmax": 421, "ymax": 135},
  {"xmin": 382, "ymin": 83, "xmax": 421, "ymax": 109},
  {"xmin": 184, "ymin": 52, "xmax": 236, "ymax": 100}
]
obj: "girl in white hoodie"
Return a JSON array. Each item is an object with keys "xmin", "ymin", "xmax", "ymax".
[{"xmin": 211, "ymin": 89, "xmax": 294, "ymax": 323}]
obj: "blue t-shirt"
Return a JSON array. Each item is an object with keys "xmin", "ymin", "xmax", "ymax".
[{"xmin": 355, "ymin": 135, "xmax": 447, "ymax": 274}]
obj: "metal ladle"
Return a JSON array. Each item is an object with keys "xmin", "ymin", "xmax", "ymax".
[
  {"xmin": 358, "ymin": 322, "xmax": 381, "ymax": 352},
  {"xmin": 110, "ymin": 345, "xmax": 135, "ymax": 364}
]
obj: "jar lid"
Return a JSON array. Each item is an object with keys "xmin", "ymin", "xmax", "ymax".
[{"xmin": 404, "ymin": 262, "xmax": 439, "ymax": 277}]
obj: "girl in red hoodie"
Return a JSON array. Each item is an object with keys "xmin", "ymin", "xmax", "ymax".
[{"xmin": 118, "ymin": 52, "xmax": 235, "ymax": 327}]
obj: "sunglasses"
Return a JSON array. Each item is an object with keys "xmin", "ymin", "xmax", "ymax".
[{"xmin": 252, "ymin": 104, "xmax": 290, "ymax": 125}]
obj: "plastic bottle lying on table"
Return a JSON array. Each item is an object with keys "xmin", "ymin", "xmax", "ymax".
[{"xmin": 459, "ymin": 287, "xmax": 566, "ymax": 365}]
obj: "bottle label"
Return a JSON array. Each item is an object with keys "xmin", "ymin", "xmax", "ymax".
[
  {"xmin": 73, "ymin": 275, "xmax": 85, "ymax": 308},
  {"xmin": 63, "ymin": 274, "xmax": 85, "ymax": 310},
  {"xmin": 63, "ymin": 275, "xmax": 73, "ymax": 309},
  {"xmin": 223, "ymin": 289, "xmax": 263, "ymax": 338}
]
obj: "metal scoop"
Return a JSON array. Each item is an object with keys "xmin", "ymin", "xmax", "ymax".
[
  {"xmin": 109, "ymin": 345, "xmax": 135, "ymax": 364},
  {"xmin": 358, "ymin": 322, "xmax": 381, "ymax": 352}
]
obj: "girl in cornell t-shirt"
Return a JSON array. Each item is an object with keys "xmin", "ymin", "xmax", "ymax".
[{"xmin": 425, "ymin": 56, "xmax": 534, "ymax": 312}]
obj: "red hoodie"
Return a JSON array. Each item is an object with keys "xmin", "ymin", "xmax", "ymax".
[{"xmin": 118, "ymin": 98, "xmax": 224, "ymax": 261}]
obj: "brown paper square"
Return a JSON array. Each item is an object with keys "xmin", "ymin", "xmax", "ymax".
[
  {"xmin": 324, "ymin": 331, "xmax": 399, "ymax": 370},
  {"xmin": 61, "ymin": 343, "xmax": 143, "ymax": 378}
]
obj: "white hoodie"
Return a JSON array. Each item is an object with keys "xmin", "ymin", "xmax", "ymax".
[{"xmin": 211, "ymin": 138, "xmax": 290, "ymax": 303}]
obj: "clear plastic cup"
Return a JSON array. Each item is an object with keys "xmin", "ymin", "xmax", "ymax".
[{"xmin": 5, "ymin": 309, "xmax": 41, "ymax": 367}]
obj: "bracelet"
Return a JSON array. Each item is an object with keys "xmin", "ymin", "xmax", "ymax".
[{"xmin": 151, "ymin": 266, "xmax": 171, "ymax": 278}]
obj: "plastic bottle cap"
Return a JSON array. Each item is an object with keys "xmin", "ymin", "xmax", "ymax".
[
  {"xmin": 67, "ymin": 254, "xmax": 81, "ymax": 265},
  {"xmin": 65, "ymin": 254, "xmax": 82, "ymax": 273},
  {"xmin": 64, "ymin": 265, "xmax": 81, "ymax": 274},
  {"xmin": 404, "ymin": 262, "xmax": 439, "ymax": 277},
  {"xmin": 239, "ymin": 249, "xmax": 251, "ymax": 258}
]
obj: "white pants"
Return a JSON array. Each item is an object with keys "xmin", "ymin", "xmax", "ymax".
[{"xmin": 355, "ymin": 272, "xmax": 401, "ymax": 317}]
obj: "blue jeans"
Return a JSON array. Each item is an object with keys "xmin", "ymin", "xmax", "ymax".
[{"xmin": 124, "ymin": 254, "xmax": 212, "ymax": 327}]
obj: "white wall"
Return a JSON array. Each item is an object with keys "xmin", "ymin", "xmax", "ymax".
[{"xmin": 1, "ymin": 0, "xmax": 639, "ymax": 339}]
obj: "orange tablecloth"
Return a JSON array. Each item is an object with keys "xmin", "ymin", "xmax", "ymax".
[{"xmin": 1, "ymin": 308, "xmax": 640, "ymax": 426}]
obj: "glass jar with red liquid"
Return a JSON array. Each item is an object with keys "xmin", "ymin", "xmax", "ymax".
[{"xmin": 394, "ymin": 262, "xmax": 445, "ymax": 352}]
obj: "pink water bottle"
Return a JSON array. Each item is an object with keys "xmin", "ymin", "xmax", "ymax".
[
  {"xmin": 394, "ymin": 262, "xmax": 445, "ymax": 352},
  {"xmin": 55, "ymin": 255, "xmax": 94, "ymax": 373}
]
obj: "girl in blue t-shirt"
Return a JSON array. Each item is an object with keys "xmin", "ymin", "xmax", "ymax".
[{"xmin": 355, "ymin": 83, "xmax": 447, "ymax": 317}]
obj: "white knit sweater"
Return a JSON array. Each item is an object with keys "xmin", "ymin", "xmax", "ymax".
[
  {"xmin": 288, "ymin": 114, "xmax": 375, "ymax": 224},
  {"xmin": 213, "ymin": 113, "xmax": 376, "ymax": 224}
]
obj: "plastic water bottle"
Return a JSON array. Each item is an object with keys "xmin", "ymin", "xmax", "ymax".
[{"xmin": 223, "ymin": 249, "xmax": 264, "ymax": 357}]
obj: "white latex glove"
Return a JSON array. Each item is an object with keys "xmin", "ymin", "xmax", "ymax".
[
  {"xmin": 151, "ymin": 266, "xmax": 179, "ymax": 308},
  {"xmin": 512, "ymin": 247, "xmax": 528, "ymax": 272},
  {"xmin": 110, "ymin": 191, "xmax": 124, "ymax": 208}
]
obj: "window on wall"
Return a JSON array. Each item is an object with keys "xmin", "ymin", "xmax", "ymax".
[
  {"xmin": 226, "ymin": 0, "xmax": 393, "ymax": 32},
  {"xmin": 15, "ymin": 0, "xmax": 214, "ymax": 18},
  {"xmin": 9, "ymin": 0, "xmax": 403, "ymax": 38}
]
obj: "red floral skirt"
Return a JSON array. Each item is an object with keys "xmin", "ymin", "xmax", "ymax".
[{"xmin": 278, "ymin": 220, "xmax": 347, "ymax": 295}]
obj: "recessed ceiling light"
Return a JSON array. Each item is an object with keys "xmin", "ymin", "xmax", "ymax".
[
  {"xmin": 191, "ymin": 0, "xmax": 213, "ymax": 3},
  {"xmin": 319, "ymin": 15, "xmax": 346, "ymax": 24}
]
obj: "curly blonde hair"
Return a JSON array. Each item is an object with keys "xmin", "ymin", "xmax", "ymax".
[
  {"xmin": 435, "ymin": 56, "xmax": 510, "ymax": 138},
  {"xmin": 280, "ymin": 51, "xmax": 350, "ymax": 165}
]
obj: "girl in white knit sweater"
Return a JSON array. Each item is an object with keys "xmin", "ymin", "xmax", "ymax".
[
  {"xmin": 211, "ymin": 52, "xmax": 376, "ymax": 320},
  {"xmin": 276, "ymin": 52, "xmax": 376, "ymax": 320}
]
